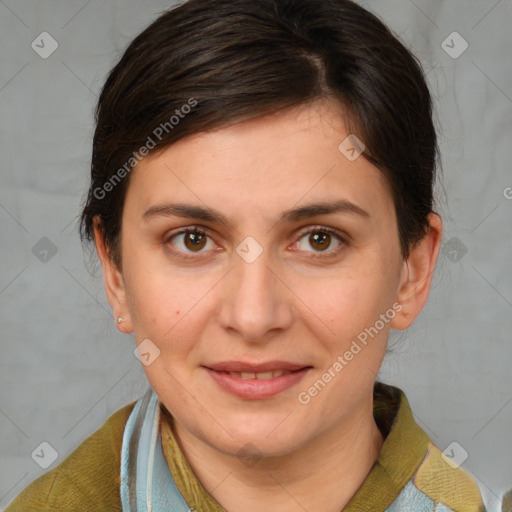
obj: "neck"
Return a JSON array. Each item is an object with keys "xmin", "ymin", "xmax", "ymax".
[{"xmin": 172, "ymin": 397, "xmax": 384, "ymax": 512}]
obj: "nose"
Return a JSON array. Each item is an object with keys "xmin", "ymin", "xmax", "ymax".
[{"xmin": 216, "ymin": 247, "xmax": 294, "ymax": 344}]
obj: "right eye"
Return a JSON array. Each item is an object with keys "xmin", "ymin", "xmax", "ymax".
[{"xmin": 165, "ymin": 227, "xmax": 217, "ymax": 259}]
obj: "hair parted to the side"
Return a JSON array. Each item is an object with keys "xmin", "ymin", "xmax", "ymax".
[{"xmin": 79, "ymin": 0, "xmax": 439, "ymax": 268}]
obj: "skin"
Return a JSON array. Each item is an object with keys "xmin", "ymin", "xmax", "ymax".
[{"xmin": 94, "ymin": 98, "xmax": 442, "ymax": 512}]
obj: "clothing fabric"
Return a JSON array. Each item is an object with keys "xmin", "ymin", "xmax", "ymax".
[
  {"xmin": 5, "ymin": 383, "xmax": 486, "ymax": 512},
  {"xmin": 120, "ymin": 389, "xmax": 190, "ymax": 511}
]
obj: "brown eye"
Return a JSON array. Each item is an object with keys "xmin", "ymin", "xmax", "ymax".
[
  {"xmin": 183, "ymin": 230, "xmax": 207, "ymax": 251},
  {"xmin": 295, "ymin": 227, "xmax": 345, "ymax": 256},
  {"xmin": 167, "ymin": 228, "xmax": 215, "ymax": 256},
  {"xmin": 309, "ymin": 232, "xmax": 331, "ymax": 251}
]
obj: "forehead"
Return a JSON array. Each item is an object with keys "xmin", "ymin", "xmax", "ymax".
[{"xmin": 127, "ymin": 99, "xmax": 394, "ymax": 227}]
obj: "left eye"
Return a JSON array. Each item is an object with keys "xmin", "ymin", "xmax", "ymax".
[{"xmin": 295, "ymin": 228, "xmax": 344, "ymax": 255}]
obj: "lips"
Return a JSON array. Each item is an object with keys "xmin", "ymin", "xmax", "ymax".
[
  {"xmin": 218, "ymin": 370, "xmax": 292, "ymax": 380},
  {"xmin": 204, "ymin": 361, "xmax": 309, "ymax": 373},
  {"xmin": 202, "ymin": 361, "xmax": 312, "ymax": 399}
]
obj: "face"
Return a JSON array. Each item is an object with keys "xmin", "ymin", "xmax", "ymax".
[{"xmin": 99, "ymin": 99, "xmax": 436, "ymax": 459}]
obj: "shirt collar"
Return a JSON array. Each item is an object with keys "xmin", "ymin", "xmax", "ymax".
[{"xmin": 342, "ymin": 382, "xmax": 430, "ymax": 511}]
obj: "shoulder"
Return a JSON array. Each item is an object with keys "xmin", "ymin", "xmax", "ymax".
[
  {"xmin": 5, "ymin": 401, "xmax": 136, "ymax": 512},
  {"xmin": 413, "ymin": 442, "xmax": 485, "ymax": 512},
  {"xmin": 373, "ymin": 383, "xmax": 486, "ymax": 512}
]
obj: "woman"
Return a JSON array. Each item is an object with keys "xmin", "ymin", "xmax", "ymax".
[{"xmin": 6, "ymin": 0, "xmax": 487, "ymax": 510}]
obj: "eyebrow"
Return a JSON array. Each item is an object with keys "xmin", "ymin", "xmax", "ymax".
[{"xmin": 142, "ymin": 200, "xmax": 370, "ymax": 225}]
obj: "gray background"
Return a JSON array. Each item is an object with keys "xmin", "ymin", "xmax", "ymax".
[{"xmin": 0, "ymin": 0, "xmax": 511, "ymax": 510}]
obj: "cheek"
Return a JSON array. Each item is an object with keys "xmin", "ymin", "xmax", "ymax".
[
  {"xmin": 124, "ymin": 263, "xmax": 218, "ymax": 356},
  {"xmin": 296, "ymin": 259, "xmax": 395, "ymax": 340}
]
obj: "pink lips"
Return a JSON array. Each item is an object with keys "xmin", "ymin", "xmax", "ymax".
[{"xmin": 202, "ymin": 361, "xmax": 312, "ymax": 400}]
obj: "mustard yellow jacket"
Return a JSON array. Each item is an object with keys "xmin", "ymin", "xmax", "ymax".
[{"xmin": 5, "ymin": 383, "xmax": 486, "ymax": 511}]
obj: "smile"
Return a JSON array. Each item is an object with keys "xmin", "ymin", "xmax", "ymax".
[
  {"xmin": 218, "ymin": 370, "xmax": 292, "ymax": 379},
  {"xmin": 203, "ymin": 364, "xmax": 312, "ymax": 400}
]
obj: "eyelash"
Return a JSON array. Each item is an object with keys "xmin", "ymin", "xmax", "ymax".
[{"xmin": 164, "ymin": 225, "xmax": 348, "ymax": 261}]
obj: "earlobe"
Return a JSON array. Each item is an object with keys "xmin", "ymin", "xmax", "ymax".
[
  {"xmin": 93, "ymin": 216, "xmax": 133, "ymax": 334},
  {"xmin": 391, "ymin": 213, "xmax": 442, "ymax": 330}
]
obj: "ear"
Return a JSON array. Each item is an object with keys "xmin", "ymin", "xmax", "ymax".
[
  {"xmin": 391, "ymin": 213, "xmax": 442, "ymax": 330},
  {"xmin": 93, "ymin": 216, "xmax": 133, "ymax": 334}
]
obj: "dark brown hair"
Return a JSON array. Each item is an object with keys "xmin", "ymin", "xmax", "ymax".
[{"xmin": 80, "ymin": 0, "xmax": 438, "ymax": 267}]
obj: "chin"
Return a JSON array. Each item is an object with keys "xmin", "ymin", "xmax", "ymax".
[
  {"xmin": 205, "ymin": 419, "xmax": 309, "ymax": 460},
  {"xmin": 221, "ymin": 436, "xmax": 301, "ymax": 462}
]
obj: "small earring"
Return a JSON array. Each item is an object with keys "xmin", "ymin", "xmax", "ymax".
[{"xmin": 117, "ymin": 317, "xmax": 125, "ymax": 324}]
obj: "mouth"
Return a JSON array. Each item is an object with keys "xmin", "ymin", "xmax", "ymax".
[
  {"xmin": 202, "ymin": 362, "xmax": 312, "ymax": 400},
  {"xmin": 213, "ymin": 369, "xmax": 294, "ymax": 379}
]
